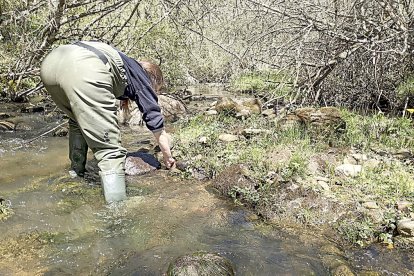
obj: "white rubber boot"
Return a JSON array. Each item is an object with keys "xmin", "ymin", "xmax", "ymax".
[{"xmin": 100, "ymin": 171, "xmax": 127, "ymax": 203}]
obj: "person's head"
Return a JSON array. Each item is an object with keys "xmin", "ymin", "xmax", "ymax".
[
  {"xmin": 139, "ymin": 61, "xmax": 164, "ymax": 94},
  {"xmin": 120, "ymin": 61, "xmax": 164, "ymax": 120}
]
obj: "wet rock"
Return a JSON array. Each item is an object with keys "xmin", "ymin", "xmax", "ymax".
[
  {"xmin": 14, "ymin": 122, "xmax": 32, "ymax": 131},
  {"xmin": 397, "ymin": 219, "xmax": 414, "ymax": 237},
  {"xmin": 0, "ymin": 120, "xmax": 15, "ymax": 131},
  {"xmin": 396, "ymin": 201, "xmax": 412, "ymax": 211},
  {"xmin": 0, "ymin": 113, "xmax": 11, "ymax": 119},
  {"xmin": 53, "ymin": 125, "xmax": 69, "ymax": 137},
  {"xmin": 218, "ymin": 134, "xmax": 239, "ymax": 142},
  {"xmin": 335, "ymin": 164, "xmax": 362, "ymax": 177},
  {"xmin": 241, "ymin": 128, "xmax": 271, "ymax": 138},
  {"xmin": 205, "ymin": 110, "xmax": 218, "ymax": 116},
  {"xmin": 362, "ymin": 201, "xmax": 379, "ymax": 209},
  {"xmin": 167, "ymin": 252, "xmax": 235, "ymax": 276},
  {"xmin": 332, "ymin": 264, "xmax": 355, "ymax": 276},
  {"xmin": 20, "ymin": 105, "xmax": 45, "ymax": 113},
  {"xmin": 125, "ymin": 152, "xmax": 161, "ymax": 175}
]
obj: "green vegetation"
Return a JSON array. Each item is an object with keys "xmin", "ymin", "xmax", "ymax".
[
  {"xmin": 174, "ymin": 109, "xmax": 414, "ymax": 247},
  {"xmin": 230, "ymin": 71, "xmax": 294, "ymax": 99}
]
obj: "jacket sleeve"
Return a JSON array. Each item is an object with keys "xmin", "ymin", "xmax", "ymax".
[{"xmin": 133, "ymin": 84, "xmax": 164, "ymax": 132}]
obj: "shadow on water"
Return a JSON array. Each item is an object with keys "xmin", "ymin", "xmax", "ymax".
[{"xmin": 0, "ymin": 100, "xmax": 412, "ymax": 275}]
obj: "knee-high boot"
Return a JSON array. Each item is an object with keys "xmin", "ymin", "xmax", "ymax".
[
  {"xmin": 69, "ymin": 119, "xmax": 88, "ymax": 176},
  {"xmin": 99, "ymin": 171, "xmax": 127, "ymax": 203}
]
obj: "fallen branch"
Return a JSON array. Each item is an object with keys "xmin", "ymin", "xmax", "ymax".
[{"xmin": 23, "ymin": 121, "xmax": 67, "ymax": 144}]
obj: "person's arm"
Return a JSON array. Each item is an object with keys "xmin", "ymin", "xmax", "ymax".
[{"xmin": 153, "ymin": 130, "xmax": 175, "ymax": 168}]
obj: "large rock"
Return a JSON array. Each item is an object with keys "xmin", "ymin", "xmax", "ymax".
[
  {"xmin": 283, "ymin": 107, "xmax": 346, "ymax": 134},
  {"xmin": 397, "ymin": 219, "xmax": 414, "ymax": 237},
  {"xmin": 158, "ymin": 95, "xmax": 187, "ymax": 122},
  {"xmin": 125, "ymin": 152, "xmax": 161, "ymax": 175},
  {"xmin": 215, "ymin": 97, "xmax": 261, "ymax": 117},
  {"xmin": 167, "ymin": 252, "xmax": 235, "ymax": 276}
]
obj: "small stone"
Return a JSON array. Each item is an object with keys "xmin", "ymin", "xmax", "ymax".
[
  {"xmin": 365, "ymin": 209, "xmax": 384, "ymax": 224},
  {"xmin": 318, "ymin": 180, "xmax": 330, "ymax": 191},
  {"xmin": 397, "ymin": 219, "xmax": 414, "ymax": 237},
  {"xmin": 335, "ymin": 164, "xmax": 362, "ymax": 177},
  {"xmin": 53, "ymin": 126, "xmax": 69, "ymax": 137},
  {"xmin": 362, "ymin": 201, "xmax": 379, "ymax": 209},
  {"xmin": 205, "ymin": 110, "xmax": 218, "ymax": 116},
  {"xmin": 218, "ymin": 133, "xmax": 239, "ymax": 142},
  {"xmin": 261, "ymin": 109, "xmax": 275, "ymax": 117},
  {"xmin": 241, "ymin": 128, "xmax": 271, "ymax": 137},
  {"xmin": 396, "ymin": 201, "xmax": 412, "ymax": 211},
  {"xmin": 393, "ymin": 149, "xmax": 412, "ymax": 159},
  {"xmin": 351, "ymin": 153, "xmax": 368, "ymax": 162},
  {"xmin": 316, "ymin": 176, "xmax": 330, "ymax": 182},
  {"xmin": 198, "ymin": 136, "xmax": 208, "ymax": 144},
  {"xmin": 364, "ymin": 159, "xmax": 381, "ymax": 169},
  {"xmin": 235, "ymin": 109, "xmax": 251, "ymax": 118},
  {"xmin": 343, "ymin": 156, "xmax": 358, "ymax": 165}
]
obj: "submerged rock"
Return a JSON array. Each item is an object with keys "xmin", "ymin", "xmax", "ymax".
[
  {"xmin": 167, "ymin": 252, "xmax": 235, "ymax": 276},
  {"xmin": 0, "ymin": 120, "xmax": 15, "ymax": 131}
]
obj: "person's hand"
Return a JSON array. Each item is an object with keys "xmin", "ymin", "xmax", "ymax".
[
  {"xmin": 164, "ymin": 155, "xmax": 176, "ymax": 169},
  {"xmin": 154, "ymin": 130, "xmax": 175, "ymax": 169}
]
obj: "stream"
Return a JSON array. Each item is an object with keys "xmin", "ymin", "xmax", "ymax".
[{"xmin": 0, "ymin": 90, "xmax": 413, "ymax": 275}]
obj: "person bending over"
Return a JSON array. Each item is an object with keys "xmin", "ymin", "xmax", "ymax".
[{"xmin": 40, "ymin": 41, "xmax": 175, "ymax": 203}]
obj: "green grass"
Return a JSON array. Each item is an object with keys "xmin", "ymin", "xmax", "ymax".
[
  {"xmin": 341, "ymin": 110, "xmax": 414, "ymax": 150},
  {"xmin": 230, "ymin": 70, "xmax": 293, "ymax": 98}
]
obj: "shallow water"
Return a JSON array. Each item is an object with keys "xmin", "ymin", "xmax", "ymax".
[{"xmin": 0, "ymin": 102, "xmax": 413, "ymax": 275}]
